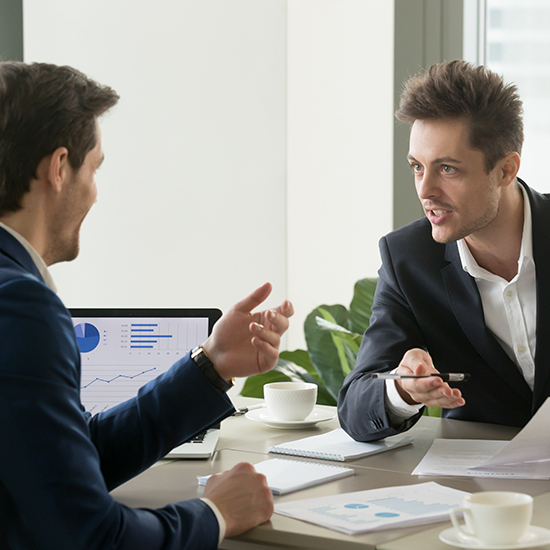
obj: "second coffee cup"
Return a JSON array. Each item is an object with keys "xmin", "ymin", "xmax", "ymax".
[{"xmin": 450, "ymin": 491, "xmax": 533, "ymax": 546}]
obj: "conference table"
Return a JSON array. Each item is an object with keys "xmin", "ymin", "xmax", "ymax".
[{"xmin": 111, "ymin": 397, "xmax": 550, "ymax": 549}]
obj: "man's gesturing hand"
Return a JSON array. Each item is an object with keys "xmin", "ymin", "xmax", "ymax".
[
  {"xmin": 394, "ymin": 348, "xmax": 465, "ymax": 409},
  {"xmin": 204, "ymin": 462, "xmax": 273, "ymax": 538},
  {"xmin": 202, "ymin": 282, "xmax": 294, "ymax": 381}
]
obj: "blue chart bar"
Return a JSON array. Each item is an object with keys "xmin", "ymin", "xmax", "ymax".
[
  {"xmin": 130, "ymin": 323, "xmax": 173, "ymax": 349},
  {"xmin": 131, "ymin": 335, "xmax": 173, "ymax": 338}
]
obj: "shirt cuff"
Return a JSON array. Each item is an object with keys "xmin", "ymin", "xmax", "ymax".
[
  {"xmin": 384, "ymin": 373, "xmax": 423, "ymax": 419},
  {"xmin": 201, "ymin": 497, "xmax": 226, "ymax": 544}
]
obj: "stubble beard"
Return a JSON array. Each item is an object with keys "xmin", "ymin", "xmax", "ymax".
[{"xmin": 431, "ymin": 184, "xmax": 500, "ymax": 245}]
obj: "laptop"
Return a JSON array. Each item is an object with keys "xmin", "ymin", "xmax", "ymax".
[{"xmin": 70, "ymin": 307, "xmax": 223, "ymax": 459}]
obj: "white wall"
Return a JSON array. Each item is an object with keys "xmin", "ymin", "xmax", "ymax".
[
  {"xmin": 23, "ymin": 0, "xmax": 394, "ymax": 353},
  {"xmin": 23, "ymin": 0, "xmax": 288, "ymax": 316},
  {"xmin": 287, "ymin": 0, "xmax": 394, "ymax": 349}
]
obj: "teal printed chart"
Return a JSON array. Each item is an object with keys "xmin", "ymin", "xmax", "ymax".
[{"xmin": 274, "ymin": 482, "xmax": 468, "ymax": 535}]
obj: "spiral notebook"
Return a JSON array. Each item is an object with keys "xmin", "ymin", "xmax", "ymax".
[
  {"xmin": 268, "ymin": 429, "xmax": 413, "ymax": 462},
  {"xmin": 198, "ymin": 458, "xmax": 354, "ymax": 495}
]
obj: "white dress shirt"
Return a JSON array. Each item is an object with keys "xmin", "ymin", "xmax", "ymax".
[
  {"xmin": 386, "ymin": 184, "xmax": 536, "ymax": 419},
  {"xmin": 0, "ymin": 221, "xmax": 227, "ymax": 542}
]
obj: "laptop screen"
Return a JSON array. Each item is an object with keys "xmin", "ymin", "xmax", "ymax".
[{"xmin": 70, "ymin": 308, "xmax": 222, "ymax": 415}]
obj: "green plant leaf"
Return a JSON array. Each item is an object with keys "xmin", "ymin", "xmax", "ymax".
[
  {"xmin": 277, "ymin": 358, "xmax": 336, "ymax": 406},
  {"xmin": 314, "ymin": 317, "xmax": 362, "ymax": 340},
  {"xmin": 313, "ymin": 316, "xmax": 361, "ymax": 376},
  {"xmin": 240, "ymin": 349, "xmax": 336, "ymax": 405},
  {"xmin": 349, "ymin": 277, "xmax": 377, "ymax": 335},
  {"xmin": 280, "ymin": 349, "xmax": 315, "ymax": 372},
  {"xmin": 241, "ymin": 278, "xmax": 379, "ymax": 410},
  {"xmin": 305, "ymin": 305, "xmax": 350, "ymax": 402},
  {"xmin": 240, "ymin": 369, "xmax": 291, "ymax": 398},
  {"xmin": 423, "ymin": 406, "xmax": 442, "ymax": 418}
]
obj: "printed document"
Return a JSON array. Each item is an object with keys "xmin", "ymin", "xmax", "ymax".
[
  {"xmin": 274, "ymin": 482, "xmax": 468, "ymax": 535},
  {"xmin": 412, "ymin": 398, "xmax": 550, "ymax": 479}
]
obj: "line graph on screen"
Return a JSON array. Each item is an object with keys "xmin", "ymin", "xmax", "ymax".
[{"xmin": 80, "ymin": 365, "xmax": 165, "ymax": 414}]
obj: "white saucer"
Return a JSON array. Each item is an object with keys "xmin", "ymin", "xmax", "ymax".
[
  {"xmin": 439, "ymin": 526, "xmax": 550, "ymax": 549},
  {"xmin": 245, "ymin": 406, "xmax": 336, "ymax": 429}
]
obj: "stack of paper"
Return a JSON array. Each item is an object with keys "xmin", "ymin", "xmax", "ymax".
[
  {"xmin": 413, "ymin": 398, "xmax": 550, "ymax": 479},
  {"xmin": 268, "ymin": 429, "xmax": 413, "ymax": 462},
  {"xmin": 274, "ymin": 482, "xmax": 468, "ymax": 535}
]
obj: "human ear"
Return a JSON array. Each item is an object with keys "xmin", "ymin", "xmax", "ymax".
[
  {"xmin": 47, "ymin": 147, "xmax": 70, "ymax": 193},
  {"xmin": 499, "ymin": 151, "xmax": 521, "ymax": 187}
]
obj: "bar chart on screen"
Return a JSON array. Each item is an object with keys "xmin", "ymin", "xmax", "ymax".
[{"xmin": 73, "ymin": 315, "xmax": 209, "ymax": 414}]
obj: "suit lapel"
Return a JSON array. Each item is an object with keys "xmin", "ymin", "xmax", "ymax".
[
  {"xmin": 524, "ymin": 183, "xmax": 550, "ymax": 412},
  {"xmin": 441, "ymin": 242, "xmax": 533, "ymax": 404}
]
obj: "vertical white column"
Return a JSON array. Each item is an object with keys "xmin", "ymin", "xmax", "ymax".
[{"xmin": 287, "ymin": 0, "xmax": 395, "ymax": 349}]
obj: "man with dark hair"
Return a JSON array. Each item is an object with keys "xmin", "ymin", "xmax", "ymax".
[
  {"xmin": 338, "ymin": 60, "xmax": 550, "ymax": 442},
  {"xmin": 0, "ymin": 61, "xmax": 294, "ymax": 549}
]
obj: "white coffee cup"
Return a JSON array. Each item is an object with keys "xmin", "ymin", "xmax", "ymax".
[
  {"xmin": 450, "ymin": 491, "xmax": 533, "ymax": 546},
  {"xmin": 263, "ymin": 382, "xmax": 318, "ymax": 421}
]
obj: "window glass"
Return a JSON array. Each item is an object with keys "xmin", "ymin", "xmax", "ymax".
[{"xmin": 485, "ymin": 0, "xmax": 550, "ymax": 191}]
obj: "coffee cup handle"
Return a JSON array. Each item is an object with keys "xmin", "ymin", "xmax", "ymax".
[{"xmin": 450, "ymin": 508, "xmax": 476, "ymax": 540}]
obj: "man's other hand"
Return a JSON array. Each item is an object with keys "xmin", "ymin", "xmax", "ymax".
[
  {"xmin": 204, "ymin": 462, "xmax": 273, "ymax": 538},
  {"xmin": 202, "ymin": 282, "xmax": 294, "ymax": 381},
  {"xmin": 394, "ymin": 348, "xmax": 465, "ymax": 409}
]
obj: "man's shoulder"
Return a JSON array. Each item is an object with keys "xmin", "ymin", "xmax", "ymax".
[
  {"xmin": 382, "ymin": 217, "xmax": 445, "ymax": 255},
  {"xmin": 385, "ymin": 216, "xmax": 431, "ymax": 240},
  {"xmin": 523, "ymin": 180, "xmax": 550, "ymax": 211}
]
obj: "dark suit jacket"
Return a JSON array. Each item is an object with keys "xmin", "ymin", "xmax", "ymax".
[
  {"xmin": 0, "ymin": 227, "xmax": 235, "ymax": 549},
  {"xmin": 338, "ymin": 181, "xmax": 550, "ymax": 442}
]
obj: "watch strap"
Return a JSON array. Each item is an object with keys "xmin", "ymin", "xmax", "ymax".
[{"xmin": 191, "ymin": 346, "xmax": 234, "ymax": 393}]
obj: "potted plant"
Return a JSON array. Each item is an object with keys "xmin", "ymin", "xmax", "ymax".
[{"xmin": 241, "ymin": 276, "xmax": 440, "ymax": 417}]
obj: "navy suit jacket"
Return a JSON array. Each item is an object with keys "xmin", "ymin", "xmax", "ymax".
[
  {"xmin": 338, "ymin": 181, "xmax": 550, "ymax": 442},
  {"xmin": 0, "ymin": 227, "xmax": 235, "ymax": 549}
]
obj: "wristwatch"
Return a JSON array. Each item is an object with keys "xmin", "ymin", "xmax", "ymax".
[{"xmin": 191, "ymin": 346, "xmax": 234, "ymax": 393}]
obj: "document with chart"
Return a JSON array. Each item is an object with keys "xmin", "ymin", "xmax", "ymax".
[
  {"xmin": 274, "ymin": 482, "xmax": 468, "ymax": 535},
  {"xmin": 73, "ymin": 313, "xmax": 210, "ymax": 414}
]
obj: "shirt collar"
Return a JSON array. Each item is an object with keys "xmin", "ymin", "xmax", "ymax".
[
  {"xmin": 0, "ymin": 221, "xmax": 57, "ymax": 292},
  {"xmin": 457, "ymin": 182, "xmax": 533, "ymax": 282}
]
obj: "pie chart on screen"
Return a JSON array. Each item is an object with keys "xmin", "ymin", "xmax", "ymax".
[{"xmin": 74, "ymin": 323, "xmax": 100, "ymax": 353}]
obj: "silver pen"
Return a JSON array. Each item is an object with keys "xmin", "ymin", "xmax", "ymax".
[
  {"xmin": 232, "ymin": 403, "xmax": 266, "ymax": 416},
  {"xmin": 370, "ymin": 373, "xmax": 470, "ymax": 382}
]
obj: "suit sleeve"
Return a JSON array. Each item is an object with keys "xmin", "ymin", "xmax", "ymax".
[
  {"xmin": 0, "ymin": 277, "xmax": 233, "ymax": 550},
  {"xmin": 337, "ymin": 236, "xmax": 425, "ymax": 441}
]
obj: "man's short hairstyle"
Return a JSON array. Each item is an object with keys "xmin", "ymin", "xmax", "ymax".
[
  {"xmin": 0, "ymin": 62, "xmax": 119, "ymax": 216},
  {"xmin": 395, "ymin": 60, "xmax": 524, "ymax": 172}
]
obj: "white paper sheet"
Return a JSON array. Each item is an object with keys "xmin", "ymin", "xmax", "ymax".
[
  {"xmin": 274, "ymin": 482, "xmax": 468, "ymax": 535},
  {"xmin": 412, "ymin": 398, "xmax": 550, "ymax": 479},
  {"xmin": 472, "ymin": 398, "xmax": 550, "ymax": 469},
  {"xmin": 198, "ymin": 458, "xmax": 354, "ymax": 495},
  {"xmin": 410, "ymin": 439, "xmax": 548, "ymax": 478}
]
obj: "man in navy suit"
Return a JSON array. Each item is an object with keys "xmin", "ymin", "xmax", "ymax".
[
  {"xmin": 0, "ymin": 62, "xmax": 293, "ymax": 549},
  {"xmin": 338, "ymin": 60, "xmax": 550, "ymax": 442}
]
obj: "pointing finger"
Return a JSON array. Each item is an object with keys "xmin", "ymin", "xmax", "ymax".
[{"xmin": 232, "ymin": 282, "xmax": 273, "ymax": 313}]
